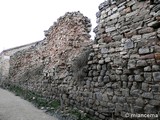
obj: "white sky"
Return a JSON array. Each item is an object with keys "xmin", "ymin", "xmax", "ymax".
[{"xmin": 0, "ymin": 0, "xmax": 104, "ymax": 52}]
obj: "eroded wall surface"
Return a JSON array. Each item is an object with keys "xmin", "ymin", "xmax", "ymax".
[
  {"xmin": 91, "ymin": 0, "xmax": 160, "ymax": 119},
  {"xmin": 4, "ymin": 0, "xmax": 160, "ymax": 119},
  {"xmin": 8, "ymin": 12, "xmax": 92, "ymax": 96},
  {"xmin": 0, "ymin": 42, "xmax": 37, "ymax": 83}
]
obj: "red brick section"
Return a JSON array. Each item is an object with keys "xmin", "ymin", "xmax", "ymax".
[
  {"xmin": 139, "ymin": 54, "xmax": 155, "ymax": 60},
  {"xmin": 155, "ymin": 53, "xmax": 160, "ymax": 60},
  {"xmin": 139, "ymin": 53, "xmax": 160, "ymax": 60}
]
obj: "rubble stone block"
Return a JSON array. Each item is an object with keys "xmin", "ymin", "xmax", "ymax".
[
  {"xmin": 136, "ymin": 60, "xmax": 147, "ymax": 67},
  {"xmin": 142, "ymin": 92, "xmax": 154, "ymax": 99},
  {"xmin": 135, "ymin": 75, "xmax": 144, "ymax": 82},
  {"xmin": 138, "ymin": 47, "xmax": 150, "ymax": 55},
  {"xmin": 128, "ymin": 60, "xmax": 136, "ymax": 69},
  {"xmin": 105, "ymin": 26, "xmax": 116, "ymax": 32},
  {"xmin": 124, "ymin": 40, "xmax": 134, "ymax": 49},
  {"xmin": 153, "ymin": 72, "xmax": 160, "ymax": 81},
  {"xmin": 138, "ymin": 27, "xmax": 154, "ymax": 34}
]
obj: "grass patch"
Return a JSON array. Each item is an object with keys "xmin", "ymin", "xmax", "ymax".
[
  {"xmin": 49, "ymin": 100, "xmax": 60, "ymax": 109},
  {"xmin": 69, "ymin": 108, "xmax": 92, "ymax": 120},
  {"xmin": 1, "ymin": 83, "xmax": 94, "ymax": 120}
]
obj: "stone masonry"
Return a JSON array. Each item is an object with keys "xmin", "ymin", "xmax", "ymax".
[
  {"xmin": 1, "ymin": 0, "xmax": 160, "ymax": 120},
  {"xmin": 8, "ymin": 12, "xmax": 92, "ymax": 98},
  {"xmin": 92, "ymin": 0, "xmax": 160, "ymax": 119},
  {"xmin": 0, "ymin": 42, "xmax": 37, "ymax": 84}
]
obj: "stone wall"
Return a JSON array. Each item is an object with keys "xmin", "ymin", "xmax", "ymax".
[
  {"xmin": 3, "ymin": 0, "xmax": 160, "ymax": 120},
  {"xmin": 91, "ymin": 0, "xmax": 160, "ymax": 119},
  {"xmin": 8, "ymin": 11, "xmax": 92, "ymax": 97},
  {"xmin": 9, "ymin": 40, "xmax": 45, "ymax": 87}
]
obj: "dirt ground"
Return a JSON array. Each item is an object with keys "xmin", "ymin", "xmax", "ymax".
[{"xmin": 0, "ymin": 88, "xmax": 58, "ymax": 120}]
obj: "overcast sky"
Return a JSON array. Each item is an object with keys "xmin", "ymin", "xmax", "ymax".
[{"xmin": 0, "ymin": 0, "xmax": 104, "ymax": 53}]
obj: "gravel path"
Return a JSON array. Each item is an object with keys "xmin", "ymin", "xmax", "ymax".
[{"xmin": 0, "ymin": 88, "xmax": 58, "ymax": 120}]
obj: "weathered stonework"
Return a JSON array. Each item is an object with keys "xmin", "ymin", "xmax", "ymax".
[
  {"xmin": 1, "ymin": 0, "xmax": 160, "ymax": 120},
  {"xmin": 0, "ymin": 42, "xmax": 37, "ymax": 84},
  {"xmin": 92, "ymin": 0, "xmax": 160, "ymax": 119},
  {"xmin": 8, "ymin": 12, "xmax": 92, "ymax": 101}
]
